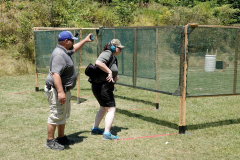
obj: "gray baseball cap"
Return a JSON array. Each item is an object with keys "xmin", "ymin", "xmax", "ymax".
[{"xmin": 111, "ymin": 39, "xmax": 125, "ymax": 49}]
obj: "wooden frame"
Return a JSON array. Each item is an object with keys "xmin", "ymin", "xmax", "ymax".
[
  {"xmin": 34, "ymin": 25, "xmax": 240, "ymax": 134},
  {"xmin": 155, "ymin": 28, "xmax": 159, "ymax": 109},
  {"xmin": 178, "ymin": 24, "xmax": 189, "ymax": 134},
  {"xmin": 178, "ymin": 24, "xmax": 240, "ymax": 134}
]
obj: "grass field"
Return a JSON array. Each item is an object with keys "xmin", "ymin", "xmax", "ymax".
[{"xmin": 1, "ymin": 72, "xmax": 240, "ymax": 159}]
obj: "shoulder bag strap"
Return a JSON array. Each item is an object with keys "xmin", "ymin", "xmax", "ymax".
[{"xmin": 107, "ymin": 54, "xmax": 116, "ymax": 68}]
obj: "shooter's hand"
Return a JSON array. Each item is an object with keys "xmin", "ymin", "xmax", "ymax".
[
  {"xmin": 58, "ymin": 92, "xmax": 66, "ymax": 104},
  {"xmin": 106, "ymin": 72, "xmax": 115, "ymax": 83},
  {"xmin": 85, "ymin": 33, "xmax": 94, "ymax": 42}
]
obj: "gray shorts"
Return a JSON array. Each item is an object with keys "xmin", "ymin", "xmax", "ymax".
[{"xmin": 44, "ymin": 85, "xmax": 71, "ymax": 125}]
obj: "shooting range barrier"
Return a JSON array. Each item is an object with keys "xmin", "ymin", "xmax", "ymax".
[{"xmin": 33, "ymin": 24, "xmax": 240, "ymax": 134}]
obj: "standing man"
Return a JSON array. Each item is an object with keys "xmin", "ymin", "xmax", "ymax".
[{"xmin": 44, "ymin": 31, "xmax": 92, "ymax": 150}]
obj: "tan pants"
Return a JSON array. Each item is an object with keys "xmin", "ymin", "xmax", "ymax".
[{"xmin": 44, "ymin": 85, "xmax": 71, "ymax": 125}]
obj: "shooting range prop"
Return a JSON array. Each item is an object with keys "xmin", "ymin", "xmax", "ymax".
[
  {"xmin": 204, "ymin": 55, "xmax": 216, "ymax": 72},
  {"xmin": 33, "ymin": 24, "xmax": 240, "ymax": 134}
]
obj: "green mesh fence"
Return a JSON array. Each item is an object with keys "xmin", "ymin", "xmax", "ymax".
[
  {"xmin": 187, "ymin": 26, "xmax": 240, "ymax": 97},
  {"xmin": 34, "ymin": 30, "xmax": 56, "ymax": 74},
  {"xmin": 33, "ymin": 28, "xmax": 98, "ymax": 75},
  {"xmin": 98, "ymin": 26, "xmax": 184, "ymax": 94},
  {"xmin": 79, "ymin": 29, "xmax": 98, "ymax": 67},
  {"xmin": 34, "ymin": 26, "xmax": 240, "ymax": 97}
]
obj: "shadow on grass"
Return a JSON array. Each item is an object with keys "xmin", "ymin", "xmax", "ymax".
[
  {"xmin": 116, "ymin": 108, "xmax": 178, "ymax": 130},
  {"xmin": 39, "ymin": 89, "xmax": 240, "ymax": 131},
  {"xmin": 114, "ymin": 95, "xmax": 156, "ymax": 107},
  {"xmin": 64, "ymin": 131, "xmax": 88, "ymax": 150},
  {"xmin": 110, "ymin": 126, "xmax": 129, "ymax": 135},
  {"xmin": 116, "ymin": 108, "xmax": 240, "ymax": 132},
  {"xmin": 187, "ymin": 118, "xmax": 240, "ymax": 131},
  {"xmin": 71, "ymin": 97, "xmax": 87, "ymax": 103},
  {"xmin": 38, "ymin": 89, "xmax": 44, "ymax": 92}
]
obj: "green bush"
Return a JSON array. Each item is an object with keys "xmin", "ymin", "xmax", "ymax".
[
  {"xmin": 50, "ymin": 0, "xmax": 70, "ymax": 27},
  {"xmin": 17, "ymin": 11, "xmax": 34, "ymax": 61},
  {"xmin": 155, "ymin": 0, "xmax": 180, "ymax": 6},
  {"xmin": 158, "ymin": 7, "xmax": 174, "ymax": 25},
  {"xmin": 5, "ymin": 1, "xmax": 13, "ymax": 11},
  {"xmin": 16, "ymin": 3, "xmax": 25, "ymax": 10},
  {"xmin": 0, "ymin": 37, "xmax": 8, "ymax": 48},
  {"xmin": 31, "ymin": 1, "xmax": 51, "ymax": 27},
  {"xmin": 95, "ymin": 7, "xmax": 117, "ymax": 26},
  {"xmin": 114, "ymin": 1, "xmax": 137, "ymax": 26},
  {"xmin": 9, "ymin": 34, "xmax": 17, "ymax": 44},
  {"xmin": 79, "ymin": 2, "xmax": 99, "ymax": 23},
  {"xmin": 213, "ymin": 4, "xmax": 239, "ymax": 25}
]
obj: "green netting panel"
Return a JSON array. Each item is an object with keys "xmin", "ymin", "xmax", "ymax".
[
  {"xmin": 136, "ymin": 28, "xmax": 156, "ymax": 79},
  {"xmin": 34, "ymin": 30, "xmax": 56, "ymax": 73},
  {"xmin": 187, "ymin": 27, "xmax": 240, "ymax": 96},
  {"xmin": 34, "ymin": 29, "xmax": 97, "ymax": 76},
  {"xmin": 80, "ymin": 29, "xmax": 98, "ymax": 67},
  {"xmin": 98, "ymin": 26, "xmax": 184, "ymax": 94},
  {"xmin": 135, "ymin": 28, "xmax": 157, "ymax": 91},
  {"xmin": 99, "ymin": 28, "xmax": 134, "ymax": 86},
  {"xmin": 157, "ymin": 26, "xmax": 184, "ymax": 94}
]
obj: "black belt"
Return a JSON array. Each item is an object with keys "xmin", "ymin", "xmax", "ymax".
[
  {"xmin": 63, "ymin": 86, "xmax": 70, "ymax": 92},
  {"xmin": 46, "ymin": 83, "xmax": 70, "ymax": 92}
]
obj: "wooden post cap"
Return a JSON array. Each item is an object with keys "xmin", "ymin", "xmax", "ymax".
[{"xmin": 188, "ymin": 23, "xmax": 198, "ymax": 27}]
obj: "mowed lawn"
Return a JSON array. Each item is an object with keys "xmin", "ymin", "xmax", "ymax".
[{"xmin": 0, "ymin": 73, "xmax": 240, "ymax": 159}]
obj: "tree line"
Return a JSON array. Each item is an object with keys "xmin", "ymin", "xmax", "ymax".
[{"xmin": 0, "ymin": 0, "xmax": 239, "ymax": 62}]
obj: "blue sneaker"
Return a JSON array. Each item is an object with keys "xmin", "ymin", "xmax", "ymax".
[
  {"xmin": 102, "ymin": 132, "xmax": 119, "ymax": 140},
  {"xmin": 91, "ymin": 128, "xmax": 104, "ymax": 135}
]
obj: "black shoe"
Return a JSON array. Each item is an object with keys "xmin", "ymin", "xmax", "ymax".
[
  {"xmin": 45, "ymin": 139, "xmax": 64, "ymax": 150},
  {"xmin": 56, "ymin": 135, "xmax": 75, "ymax": 145}
]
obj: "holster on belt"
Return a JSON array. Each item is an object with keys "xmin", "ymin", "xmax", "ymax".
[
  {"xmin": 63, "ymin": 86, "xmax": 69, "ymax": 92},
  {"xmin": 46, "ymin": 82, "xmax": 69, "ymax": 92},
  {"xmin": 46, "ymin": 82, "xmax": 52, "ymax": 90}
]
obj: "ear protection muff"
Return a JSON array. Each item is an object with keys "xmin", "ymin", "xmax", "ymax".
[{"xmin": 109, "ymin": 40, "xmax": 116, "ymax": 53}]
